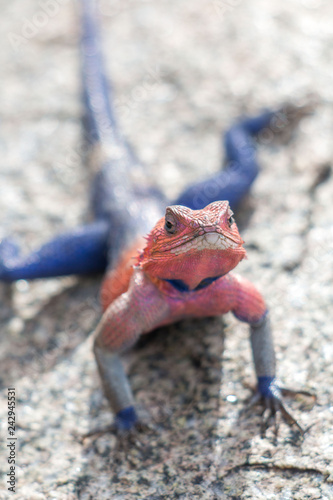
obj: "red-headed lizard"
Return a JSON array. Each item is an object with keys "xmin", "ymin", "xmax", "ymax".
[{"xmin": 0, "ymin": 0, "xmax": 314, "ymax": 436}]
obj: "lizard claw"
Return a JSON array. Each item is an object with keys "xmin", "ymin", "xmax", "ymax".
[
  {"xmin": 279, "ymin": 97, "xmax": 317, "ymax": 124},
  {"xmin": 80, "ymin": 421, "xmax": 140, "ymax": 443},
  {"xmin": 247, "ymin": 377, "xmax": 316, "ymax": 438},
  {"xmin": 81, "ymin": 406, "xmax": 155, "ymax": 445},
  {"xmin": 272, "ymin": 96, "xmax": 318, "ymax": 143},
  {"xmin": 80, "ymin": 420, "xmax": 155, "ymax": 452},
  {"xmin": 260, "ymin": 392, "xmax": 303, "ymax": 438}
]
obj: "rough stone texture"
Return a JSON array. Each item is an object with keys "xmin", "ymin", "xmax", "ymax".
[{"xmin": 0, "ymin": 0, "xmax": 333, "ymax": 498}]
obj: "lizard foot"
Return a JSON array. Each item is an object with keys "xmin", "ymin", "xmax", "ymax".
[
  {"xmin": 247, "ymin": 377, "xmax": 316, "ymax": 438},
  {"xmin": 80, "ymin": 420, "xmax": 156, "ymax": 452},
  {"xmin": 81, "ymin": 406, "xmax": 156, "ymax": 445},
  {"xmin": 273, "ymin": 97, "xmax": 317, "ymax": 143}
]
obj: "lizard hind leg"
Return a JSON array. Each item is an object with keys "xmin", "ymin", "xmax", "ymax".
[
  {"xmin": 174, "ymin": 109, "xmax": 276, "ymax": 211},
  {"xmin": 0, "ymin": 220, "xmax": 109, "ymax": 282}
]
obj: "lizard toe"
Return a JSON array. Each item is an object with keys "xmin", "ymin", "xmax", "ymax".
[{"xmin": 251, "ymin": 378, "xmax": 316, "ymax": 437}]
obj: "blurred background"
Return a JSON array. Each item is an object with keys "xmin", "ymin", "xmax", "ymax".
[{"xmin": 0, "ymin": 0, "xmax": 332, "ymax": 498}]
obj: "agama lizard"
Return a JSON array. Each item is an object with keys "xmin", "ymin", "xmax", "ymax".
[{"xmin": 0, "ymin": 0, "xmax": 313, "ymax": 435}]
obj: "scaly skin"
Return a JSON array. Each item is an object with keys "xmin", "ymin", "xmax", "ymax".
[
  {"xmin": 97, "ymin": 202, "xmax": 267, "ymax": 347},
  {"xmin": 94, "ymin": 201, "xmax": 312, "ymax": 434},
  {"xmin": 1, "ymin": 0, "xmax": 314, "ymax": 436}
]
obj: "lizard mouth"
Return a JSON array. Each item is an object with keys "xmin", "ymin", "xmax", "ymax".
[{"xmin": 169, "ymin": 232, "xmax": 241, "ymax": 256}]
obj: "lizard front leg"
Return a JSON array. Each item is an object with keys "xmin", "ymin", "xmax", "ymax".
[
  {"xmin": 249, "ymin": 314, "xmax": 306, "ymax": 434},
  {"xmin": 93, "ymin": 346, "xmax": 138, "ymax": 430},
  {"xmin": 232, "ymin": 275, "xmax": 314, "ymax": 435},
  {"xmin": 92, "ymin": 270, "xmax": 170, "ymax": 431}
]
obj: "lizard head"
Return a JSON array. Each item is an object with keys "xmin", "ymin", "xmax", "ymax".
[{"xmin": 138, "ymin": 201, "xmax": 246, "ymax": 290}]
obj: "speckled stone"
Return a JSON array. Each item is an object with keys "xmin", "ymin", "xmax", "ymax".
[{"xmin": 0, "ymin": 0, "xmax": 333, "ymax": 498}]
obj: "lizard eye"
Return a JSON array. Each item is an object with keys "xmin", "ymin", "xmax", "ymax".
[
  {"xmin": 165, "ymin": 217, "xmax": 176, "ymax": 234},
  {"xmin": 228, "ymin": 216, "xmax": 235, "ymax": 227}
]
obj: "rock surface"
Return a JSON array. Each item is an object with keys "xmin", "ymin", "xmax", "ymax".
[{"xmin": 0, "ymin": 0, "xmax": 332, "ymax": 498}]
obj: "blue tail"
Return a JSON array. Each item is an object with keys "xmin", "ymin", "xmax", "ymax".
[{"xmin": 175, "ymin": 110, "xmax": 274, "ymax": 211}]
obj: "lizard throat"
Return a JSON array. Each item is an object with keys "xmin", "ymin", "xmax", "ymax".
[{"xmin": 163, "ymin": 275, "xmax": 222, "ymax": 292}]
